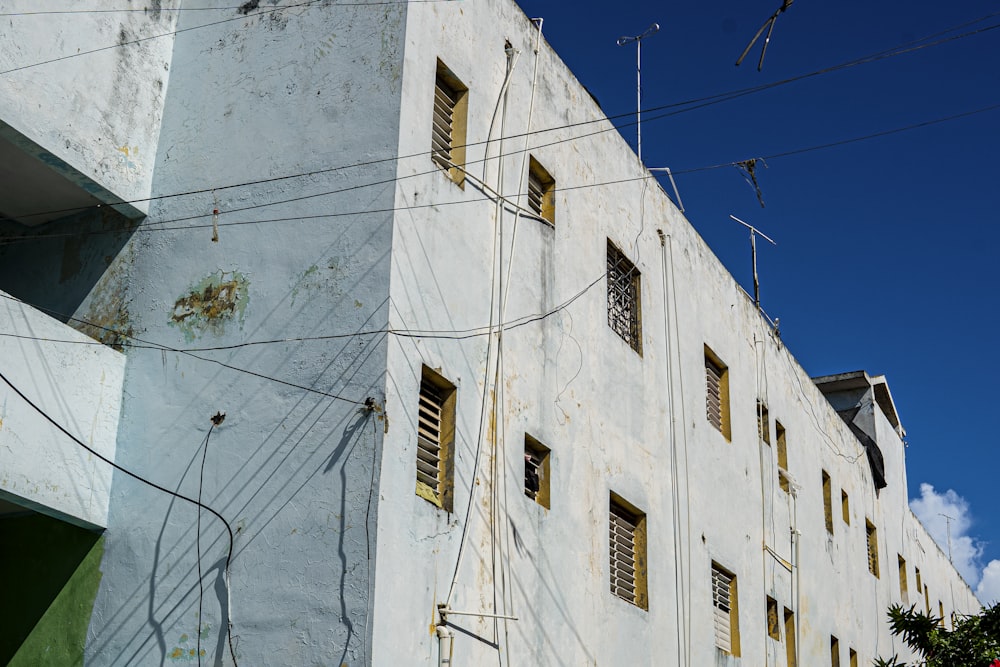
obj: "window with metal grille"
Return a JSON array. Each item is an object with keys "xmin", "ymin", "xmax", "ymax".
[
  {"xmin": 524, "ymin": 434, "xmax": 550, "ymax": 509},
  {"xmin": 526, "ymin": 156, "xmax": 555, "ymax": 224},
  {"xmin": 841, "ymin": 489, "xmax": 850, "ymax": 525},
  {"xmin": 898, "ymin": 554, "xmax": 908, "ymax": 603},
  {"xmin": 416, "ymin": 366, "xmax": 455, "ymax": 511},
  {"xmin": 432, "ymin": 60, "xmax": 468, "ymax": 186},
  {"xmin": 822, "ymin": 471, "xmax": 834, "ymax": 534},
  {"xmin": 705, "ymin": 346, "xmax": 730, "ymax": 439},
  {"xmin": 712, "ymin": 562, "xmax": 740, "ymax": 655},
  {"xmin": 784, "ymin": 607, "xmax": 797, "ymax": 667},
  {"xmin": 866, "ymin": 519, "xmax": 879, "ymax": 577},
  {"xmin": 757, "ymin": 400, "xmax": 770, "ymax": 444},
  {"xmin": 831, "ymin": 635, "xmax": 840, "ymax": 667},
  {"xmin": 766, "ymin": 596, "xmax": 780, "ymax": 640},
  {"xmin": 609, "ymin": 495, "xmax": 647, "ymax": 609},
  {"xmin": 776, "ymin": 421, "xmax": 790, "ymax": 493},
  {"xmin": 607, "ymin": 241, "xmax": 642, "ymax": 353}
]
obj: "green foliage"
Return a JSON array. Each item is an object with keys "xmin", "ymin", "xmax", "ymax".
[{"xmin": 874, "ymin": 603, "xmax": 1000, "ymax": 667}]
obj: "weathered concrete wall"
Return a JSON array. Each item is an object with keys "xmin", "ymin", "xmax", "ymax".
[
  {"xmin": 373, "ymin": 0, "xmax": 979, "ymax": 665},
  {"xmin": 0, "ymin": 207, "xmax": 139, "ymax": 347},
  {"xmin": 0, "ymin": 291, "xmax": 125, "ymax": 529},
  {"xmin": 0, "ymin": 1, "xmax": 179, "ymax": 213},
  {"xmin": 83, "ymin": 1, "xmax": 407, "ymax": 664}
]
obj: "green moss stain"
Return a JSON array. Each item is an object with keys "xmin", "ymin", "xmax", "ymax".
[
  {"xmin": 0, "ymin": 513, "xmax": 104, "ymax": 667},
  {"xmin": 169, "ymin": 270, "xmax": 249, "ymax": 341}
]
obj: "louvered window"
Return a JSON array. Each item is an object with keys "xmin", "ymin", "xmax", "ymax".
[
  {"xmin": 527, "ymin": 156, "xmax": 555, "ymax": 224},
  {"xmin": 524, "ymin": 435, "xmax": 550, "ymax": 509},
  {"xmin": 712, "ymin": 563, "xmax": 739, "ymax": 654},
  {"xmin": 432, "ymin": 60, "xmax": 468, "ymax": 186},
  {"xmin": 416, "ymin": 367, "xmax": 455, "ymax": 511},
  {"xmin": 607, "ymin": 241, "xmax": 641, "ymax": 353},
  {"xmin": 705, "ymin": 346, "xmax": 730, "ymax": 439},
  {"xmin": 609, "ymin": 496, "xmax": 646, "ymax": 609},
  {"xmin": 432, "ymin": 77, "xmax": 457, "ymax": 168},
  {"xmin": 757, "ymin": 400, "xmax": 770, "ymax": 444},
  {"xmin": 866, "ymin": 519, "xmax": 879, "ymax": 577}
]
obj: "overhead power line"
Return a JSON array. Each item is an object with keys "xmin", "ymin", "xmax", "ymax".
[
  {"xmin": 0, "ymin": 365, "xmax": 240, "ymax": 665},
  {"xmin": 2, "ymin": 10, "xmax": 997, "ymax": 226},
  {"xmin": 0, "ymin": 291, "xmax": 368, "ymax": 405},
  {"xmin": 1, "ymin": 98, "xmax": 997, "ymax": 247},
  {"xmin": 0, "ymin": 0, "xmax": 449, "ymax": 16}
]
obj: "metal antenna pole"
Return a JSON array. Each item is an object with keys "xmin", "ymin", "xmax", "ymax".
[
  {"xmin": 939, "ymin": 513, "xmax": 954, "ymax": 563},
  {"xmin": 617, "ymin": 23, "xmax": 659, "ymax": 163},
  {"xmin": 729, "ymin": 215, "xmax": 776, "ymax": 310}
]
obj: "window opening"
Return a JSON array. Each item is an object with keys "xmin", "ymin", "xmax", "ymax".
[
  {"xmin": 866, "ymin": 519, "xmax": 879, "ymax": 577},
  {"xmin": 776, "ymin": 421, "xmax": 790, "ymax": 492},
  {"xmin": 705, "ymin": 346, "xmax": 731, "ymax": 440},
  {"xmin": 757, "ymin": 400, "xmax": 770, "ymax": 444},
  {"xmin": 524, "ymin": 434, "xmax": 551, "ymax": 509},
  {"xmin": 607, "ymin": 241, "xmax": 642, "ymax": 353},
  {"xmin": 849, "ymin": 648, "xmax": 858, "ymax": 667},
  {"xmin": 831, "ymin": 635, "xmax": 840, "ymax": 667},
  {"xmin": 432, "ymin": 60, "xmax": 468, "ymax": 186},
  {"xmin": 712, "ymin": 562, "xmax": 740, "ymax": 655},
  {"xmin": 898, "ymin": 555, "xmax": 908, "ymax": 604},
  {"xmin": 609, "ymin": 494, "xmax": 647, "ymax": 609},
  {"xmin": 822, "ymin": 470, "xmax": 834, "ymax": 534},
  {"xmin": 784, "ymin": 608, "xmax": 797, "ymax": 667},
  {"xmin": 416, "ymin": 366, "xmax": 456, "ymax": 511},
  {"xmin": 527, "ymin": 156, "xmax": 555, "ymax": 224},
  {"xmin": 841, "ymin": 489, "xmax": 850, "ymax": 524},
  {"xmin": 766, "ymin": 596, "xmax": 780, "ymax": 640}
]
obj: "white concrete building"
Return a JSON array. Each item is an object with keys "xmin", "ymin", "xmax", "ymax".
[{"xmin": 0, "ymin": 0, "xmax": 978, "ymax": 665}]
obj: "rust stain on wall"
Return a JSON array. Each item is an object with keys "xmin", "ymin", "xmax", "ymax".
[{"xmin": 170, "ymin": 270, "xmax": 249, "ymax": 341}]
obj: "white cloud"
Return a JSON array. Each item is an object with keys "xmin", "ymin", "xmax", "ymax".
[
  {"xmin": 910, "ymin": 483, "xmax": 985, "ymax": 589},
  {"xmin": 977, "ymin": 560, "xmax": 1000, "ymax": 606}
]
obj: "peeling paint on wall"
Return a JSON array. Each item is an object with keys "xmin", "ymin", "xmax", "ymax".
[{"xmin": 169, "ymin": 270, "xmax": 249, "ymax": 341}]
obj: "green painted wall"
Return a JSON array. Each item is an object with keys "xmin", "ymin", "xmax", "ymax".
[{"xmin": 0, "ymin": 513, "xmax": 104, "ymax": 666}]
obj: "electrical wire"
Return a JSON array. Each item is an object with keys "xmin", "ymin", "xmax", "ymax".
[
  {"xmin": 195, "ymin": 424, "xmax": 217, "ymax": 667},
  {"xmin": 4, "ymin": 95, "xmax": 998, "ymax": 250},
  {"xmin": 0, "ymin": 0, "xmax": 327, "ymax": 78},
  {"xmin": 0, "ymin": 271, "xmax": 605, "ymax": 356},
  {"xmin": 0, "ymin": 0, "xmax": 452, "ymax": 16},
  {"xmin": 0, "ymin": 291, "xmax": 367, "ymax": 405},
  {"xmin": 443, "ymin": 46, "xmax": 520, "ymax": 614},
  {"xmin": 3, "ymin": 10, "xmax": 996, "ymax": 227},
  {"xmin": 0, "ymin": 366, "xmax": 239, "ymax": 666}
]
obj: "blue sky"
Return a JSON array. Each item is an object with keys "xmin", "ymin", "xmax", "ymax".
[{"xmin": 514, "ymin": 0, "xmax": 1000, "ymax": 601}]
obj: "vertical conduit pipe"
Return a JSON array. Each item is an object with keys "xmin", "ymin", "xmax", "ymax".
[
  {"xmin": 659, "ymin": 229, "xmax": 687, "ymax": 666},
  {"xmin": 437, "ymin": 625, "xmax": 454, "ymax": 667}
]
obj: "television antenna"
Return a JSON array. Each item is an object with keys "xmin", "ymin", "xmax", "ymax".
[
  {"xmin": 617, "ymin": 22, "xmax": 659, "ymax": 162},
  {"xmin": 730, "ymin": 215, "xmax": 776, "ymax": 311},
  {"xmin": 939, "ymin": 513, "xmax": 955, "ymax": 563}
]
